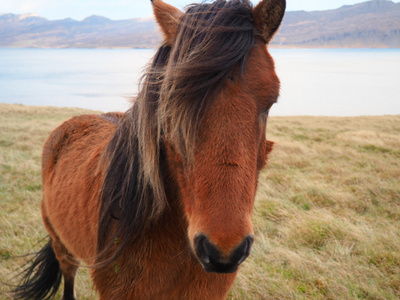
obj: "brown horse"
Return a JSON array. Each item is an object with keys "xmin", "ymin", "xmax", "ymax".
[{"xmin": 13, "ymin": 0, "xmax": 285, "ymax": 299}]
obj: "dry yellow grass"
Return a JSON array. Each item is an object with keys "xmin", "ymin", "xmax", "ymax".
[
  {"xmin": 231, "ymin": 115, "xmax": 400, "ymax": 299},
  {"xmin": 1, "ymin": 103, "xmax": 399, "ymax": 299}
]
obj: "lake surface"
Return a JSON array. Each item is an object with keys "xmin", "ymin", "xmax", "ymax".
[{"xmin": 1, "ymin": 48, "xmax": 399, "ymax": 116}]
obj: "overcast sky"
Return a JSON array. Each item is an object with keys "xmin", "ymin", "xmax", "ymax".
[{"xmin": 2, "ymin": 0, "xmax": 399, "ymax": 20}]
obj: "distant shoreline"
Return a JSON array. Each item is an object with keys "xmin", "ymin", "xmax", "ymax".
[
  {"xmin": 1, "ymin": 46, "xmax": 399, "ymax": 50},
  {"xmin": 2, "ymin": 102, "xmax": 399, "ymax": 118}
]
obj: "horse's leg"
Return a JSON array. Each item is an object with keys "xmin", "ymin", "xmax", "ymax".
[
  {"xmin": 51, "ymin": 240, "xmax": 78, "ymax": 300},
  {"xmin": 42, "ymin": 213, "xmax": 78, "ymax": 300}
]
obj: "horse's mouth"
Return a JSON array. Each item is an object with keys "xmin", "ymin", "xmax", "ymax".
[{"xmin": 200, "ymin": 260, "xmax": 240, "ymax": 274}]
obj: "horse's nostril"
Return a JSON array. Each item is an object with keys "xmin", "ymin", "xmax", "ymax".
[
  {"xmin": 231, "ymin": 235, "xmax": 254, "ymax": 265},
  {"xmin": 193, "ymin": 234, "xmax": 254, "ymax": 273},
  {"xmin": 194, "ymin": 234, "xmax": 220, "ymax": 265}
]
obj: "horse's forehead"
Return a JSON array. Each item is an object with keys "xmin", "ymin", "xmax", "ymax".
[
  {"xmin": 203, "ymin": 47, "xmax": 278, "ymax": 126},
  {"xmin": 206, "ymin": 42, "xmax": 278, "ymax": 114}
]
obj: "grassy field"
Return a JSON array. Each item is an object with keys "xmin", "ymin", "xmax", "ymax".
[{"xmin": 1, "ymin": 103, "xmax": 399, "ymax": 299}]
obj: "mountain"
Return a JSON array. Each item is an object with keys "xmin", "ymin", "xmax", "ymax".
[
  {"xmin": 0, "ymin": 13, "xmax": 46, "ymax": 23},
  {"xmin": 271, "ymin": 0, "xmax": 400, "ymax": 47},
  {"xmin": 0, "ymin": 13, "xmax": 160, "ymax": 48},
  {"xmin": 1, "ymin": 0, "xmax": 400, "ymax": 49}
]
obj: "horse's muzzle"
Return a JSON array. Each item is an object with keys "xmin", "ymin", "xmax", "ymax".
[{"xmin": 194, "ymin": 234, "xmax": 254, "ymax": 273}]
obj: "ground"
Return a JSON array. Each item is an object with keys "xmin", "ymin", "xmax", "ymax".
[{"xmin": 1, "ymin": 103, "xmax": 399, "ymax": 299}]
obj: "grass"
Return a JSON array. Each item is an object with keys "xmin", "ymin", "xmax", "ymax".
[{"xmin": 1, "ymin": 103, "xmax": 399, "ymax": 299}]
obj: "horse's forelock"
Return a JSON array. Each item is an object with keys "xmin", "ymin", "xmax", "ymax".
[{"xmin": 158, "ymin": 0, "xmax": 256, "ymax": 162}]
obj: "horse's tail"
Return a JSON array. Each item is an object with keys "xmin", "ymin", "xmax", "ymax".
[{"xmin": 12, "ymin": 238, "xmax": 62, "ymax": 300}]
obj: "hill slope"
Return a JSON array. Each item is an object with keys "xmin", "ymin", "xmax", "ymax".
[
  {"xmin": 1, "ymin": 0, "xmax": 400, "ymax": 48},
  {"xmin": 0, "ymin": 13, "xmax": 159, "ymax": 48},
  {"xmin": 272, "ymin": 0, "xmax": 400, "ymax": 47}
]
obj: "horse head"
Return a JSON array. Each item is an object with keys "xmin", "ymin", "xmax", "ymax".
[{"xmin": 153, "ymin": 0, "xmax": 285, "ymax": 273}]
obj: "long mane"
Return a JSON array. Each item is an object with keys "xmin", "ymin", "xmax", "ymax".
[{"xmin": 97, "ymin": 0, "xmax": 256, "ymax": 263}]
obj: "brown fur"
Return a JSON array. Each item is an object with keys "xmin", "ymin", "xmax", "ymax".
[{"xmin": 21, "ymin": 0, "xmax": 285, "ymax": 299}]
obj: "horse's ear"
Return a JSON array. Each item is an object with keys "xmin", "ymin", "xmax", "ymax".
[
  {"xmin": 253, "ymin": 0, "xmax": 286, "ymax": 44},
  {"xmin": 152, "ymin": 0, "xmax": 183, "ymax": 46}
]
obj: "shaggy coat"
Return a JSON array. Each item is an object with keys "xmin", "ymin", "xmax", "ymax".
[{"xmin": 13, "ymin": 0, "xmax": 285, "ymax": 299}]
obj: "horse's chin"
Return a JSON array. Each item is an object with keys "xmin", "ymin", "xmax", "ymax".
[
  {"xmin": 202, "ymin": 263, "xmax": 239, "ymax": 274},
  {"xmin": 195, "ymin": 257, "xmax": 240, "ymax": 274}
]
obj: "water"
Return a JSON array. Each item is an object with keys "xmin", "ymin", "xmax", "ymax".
[
  {"xmin": 1, "ymin": 48, "xmax": 399, "ymax": 116},
  {"xmin": 0, "ymin": 48, "xmax": 154, "ymax": 112},
  {"xmin": 273, "ymin": 49, "xmax": 400, "ymax": 116}
]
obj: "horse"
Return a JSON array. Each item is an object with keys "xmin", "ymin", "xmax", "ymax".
[{"xmin": 13, "ymin": 0, "xmax": 285, "ymax": 299}]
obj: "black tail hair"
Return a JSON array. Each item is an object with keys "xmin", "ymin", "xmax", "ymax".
[{"xmin": 12, "ymin": 238, "xmax": 62, "ymax": 300}]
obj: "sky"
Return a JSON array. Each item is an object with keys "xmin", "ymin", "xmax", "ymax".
[{"xmin": 1, "ymin": 0, "xmax": 400, "ymax": 21}]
